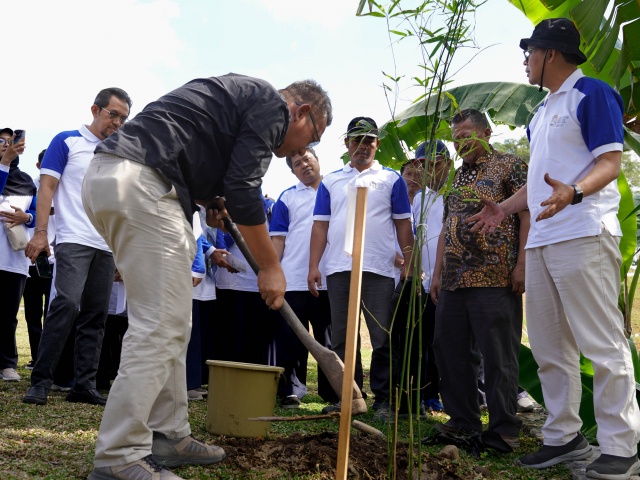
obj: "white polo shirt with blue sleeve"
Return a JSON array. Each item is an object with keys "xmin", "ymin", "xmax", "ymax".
[
  {"xmin": 526, "ymin": 69, "xmax": 624, "ymax": 248},
  {"xmin": 40, "ymin": 125, "xmax": 109, "ymax": 251},
  {"xmin": 270, "ymin": 182, "xmax": 327, "ymax": 291},
  {"xmin": 313, "ymin": 160, "xmax": 411, "ymax": 278},
  {"xmin": 412, "ymin": 188, "xmax": 444, "ymax": 291}
]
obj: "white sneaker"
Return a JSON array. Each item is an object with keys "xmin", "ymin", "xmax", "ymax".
[
  {"xmin": 187, "ymin": 390, "xmax": 204, "ymax": 401},
  {"xmin": 517, "ymin": 395, "xmax": 534, "ymax": 412},
  {"xmin": 1, "ymin": 368, "xmax": 20, "ymax": 381}
]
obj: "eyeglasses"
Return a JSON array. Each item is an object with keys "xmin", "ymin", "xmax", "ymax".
[
  {"xmin": 0, "ymin": 138, "xmax": 9, "ymax": 145},
  {"xmin": 296, "ymin": 102, "xmax": 320, "ymax": 147},
  {"xmin": 523, "ymin": 48, "xmax": 538, "ymax": 62},
  {"xmin": 101, "ymin": 107, "xmax": 128, "ymax": 124}
]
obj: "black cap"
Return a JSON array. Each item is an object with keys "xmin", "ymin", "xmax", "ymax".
[
  {"xmin": 346, "ymin": 117, "xmax": 379, "ymax": 138},
  {"xmin": 520, "ymin": 18, "xmax": 587, "ymax": 64},
  {"xmin": 0, "ymin": 127, "xmax": 14, "ymax": 136}
]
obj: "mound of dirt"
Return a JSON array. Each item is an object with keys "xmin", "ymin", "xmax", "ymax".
[{"xmin": 217, "ymin": 431, "xmax": 463, "ymax": 479}]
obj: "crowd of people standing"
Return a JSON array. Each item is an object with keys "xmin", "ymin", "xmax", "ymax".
[{"xmin": 1, "ymin": 16, "xmax": 639, "ymax": 480}]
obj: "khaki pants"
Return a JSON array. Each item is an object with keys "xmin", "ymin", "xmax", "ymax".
[
  {"xmin": 526, "ymin": 231, "xmax": 640, "ymax": 457},
  {"xmin": 82, "ymin": 155, "xmax": 196, "ymax": 467}
]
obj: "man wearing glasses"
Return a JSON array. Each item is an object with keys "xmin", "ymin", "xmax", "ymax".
[
  {"xmin": 469, "ymin": 18, "xmax": 640, "ymax": 479},
  {"xmin": 308, "ymin": 117, "xmax": 414, "ymax": 422},
  {"xmin": 23, "ymin": 88, "xmax": 132, "ymax": 408},
  {"xmin": 81, "ymin": 74, "xmax": 331, "ymax": 480}
]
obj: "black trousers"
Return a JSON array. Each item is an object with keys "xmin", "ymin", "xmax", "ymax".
[
  {"xmin": 0, "ymin": 270, "xmax": 27, "ymax": 369},
  {"xmin": 31, "ymin": 243, "xmax": 115, "ymax": 390},
  {"xmin": 326, "ymin": 271, "xmax": 394, "ymax": 404},
  {"xmin": 213, "ymin": 289, "xmax": 276, "ymax": 366},
  {"xmin": 273, "ymin": 290, "xmax": 338, "ymax": 403},
  {"xmin": 22, "ymin": 265, "xmax": 52, "ymax": 362},
  {"xmin": 96, "ymin": 314, "xmax": 128, "ymax": 390},
  {"xmin": 434, "ymin": 287, "xmax": 522, "ymax": 437},
  {"xmin": 391, "ymin": 280, "xmax": 440, "ymax": 414}
]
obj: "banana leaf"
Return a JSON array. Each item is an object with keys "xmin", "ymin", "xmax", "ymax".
[
  {"xmin": 519, "ymin": 344, "xmax": 598, "ymax": 444},
  {"xmin": 374, "ymin": 82, "xmax": 547, "ymax": 168},
  {"xmin": 507, "ymin": 0, "xmax": 640, "ymax": 116},
  {"xmin": 520, "ymin": 339, "xmax": 640, "ymax": 445}
]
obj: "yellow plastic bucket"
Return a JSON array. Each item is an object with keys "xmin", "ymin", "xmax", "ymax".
[{"xmin": 205, "ymin": 360, "xmax": 284, "ymax": 437}]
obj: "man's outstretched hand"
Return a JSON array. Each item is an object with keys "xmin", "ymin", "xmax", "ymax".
[
  {"xmin": 466, "ymin": 199, "xmax": 506, "ymax": 234},
  {"xmin": 536, "ymin": 173, "xmax": 574, "ymax": 221}
]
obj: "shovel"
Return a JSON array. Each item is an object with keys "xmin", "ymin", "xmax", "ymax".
[{"xmin": 221, "ymin": 216, "xmax": 367, "ymax": 414}]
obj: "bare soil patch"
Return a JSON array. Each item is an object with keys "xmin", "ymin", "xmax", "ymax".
[{"xmin": 216, "ymin": 431, "xmax": 463, "ymax": 479}]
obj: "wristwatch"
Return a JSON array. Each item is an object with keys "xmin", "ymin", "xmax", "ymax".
[{"xmin": 571, "ymin": 184, "xmax": 583, "ymax": 205}]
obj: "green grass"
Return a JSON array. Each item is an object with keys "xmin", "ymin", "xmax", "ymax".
[{"xmin": 0, "ymin": 304, "xmax": 608, "ymax": 479}]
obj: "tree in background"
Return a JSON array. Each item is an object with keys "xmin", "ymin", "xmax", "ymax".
[
  {"xmin": 493, "ymin": 135, "xmax": 640, "ymax": 191},
  {"xmin": 623, "ymin": 152, "xmax": 640, "ymax": 191},
  {"xmin": 492, "ymin": 136, "xmax": 530, "ymax": 163}
]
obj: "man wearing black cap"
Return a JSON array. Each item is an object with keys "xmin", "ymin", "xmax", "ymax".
[
  {"xmin": 468, "ymin": 18, "xmax": 640, "ymax": 479},
  {"xmin": 308, "ymin": 117, "xmax": 414, "ymax": 421}
]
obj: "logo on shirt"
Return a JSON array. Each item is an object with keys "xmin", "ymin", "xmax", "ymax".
[
  {"xmin": 549, "ymin": 115, "xmax": 568, "ymax": 128},
  {"xmin": 368, "ymin": 181, "xmax": 385, "ymax": 191}
]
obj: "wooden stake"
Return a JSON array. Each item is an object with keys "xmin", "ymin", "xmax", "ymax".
[{"xmin": 336, "ymin": 186, "xmax": 368, "ymax": 480}]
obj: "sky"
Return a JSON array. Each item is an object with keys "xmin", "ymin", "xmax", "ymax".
[{"xmin": 2, "ymin": 0, "xmax": 535, "ymax": 198}]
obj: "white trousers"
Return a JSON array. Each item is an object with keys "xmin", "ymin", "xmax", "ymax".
[
  {"xmin": 526, "ymin": 231, "xmax": 640, "ymax": 457},
  {"xmin": 82, "ymin": 155, "xmax": 196, "ymax": 467}
]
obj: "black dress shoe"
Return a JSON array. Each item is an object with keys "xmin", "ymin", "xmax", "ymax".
[
  {"xmin": 66, "ymin": 388, "xmax": 107, "ymax": 406},
  {"xmin": 23, "ymin": 386, "xmax": 48, "ymax": 405}
]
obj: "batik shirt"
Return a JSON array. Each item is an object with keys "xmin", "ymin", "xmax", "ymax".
[{"xmin": 441, "ymin": 147, "xmax": 527, "ymax": 290}]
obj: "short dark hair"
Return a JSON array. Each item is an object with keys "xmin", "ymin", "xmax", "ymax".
[
  {"xmin": 94, "ymin": 87, "xmax": 132, "ymax": 109},
  {"xmin": 451, "ymin": 109, "xmax": 490, "ymax": 130},
  {"xmin": 38, "ymin": 149, "xmax": 46, "ymax": 163},
  {"xmin": 280, "ymin": 80, "xmax": 332, "ymax": 126},
  {"xmin": 286, "ymin": 146, "xmax": 317, "ymax": 170}
]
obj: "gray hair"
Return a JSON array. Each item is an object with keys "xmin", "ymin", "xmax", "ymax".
[
  {"xmin": 451, "ymin": 109, "xmax": 490, "ymax": 131},
  {"xmin": 280, "ymin": 80, "xmax": 332, "ymax": 126}
]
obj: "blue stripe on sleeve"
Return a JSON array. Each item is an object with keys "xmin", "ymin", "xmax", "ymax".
[
  {"xmin": 575, "ymin": 78, "xmax": 624, "ymax": 153},
  {"xmin": 313, "ymin": 181, "xmax": 331, "ymax": 216},
  {"xmin": 389, "ymin": 172, "xmax": 411, "ymax": 215},
  {"xmin": 191, "ymin": 236, "xmax": 206, "ymax": 274},
  {"xmin": 40, "ymin": 131, "xmax": 78, "ymax": 175},
  {"xmin": 201, "ymin": 237, "xmax": 213, "ymax": 253},
  {"xmin": 215, "ymin": 229, "xmax": 227, "ymax": 249},
  {"xmin": 269, "ymin": 188, "xmax": 293, "ymax": 233}
]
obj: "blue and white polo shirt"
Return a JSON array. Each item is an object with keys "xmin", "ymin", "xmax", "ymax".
[
  {"xmin": 526, "ymin": 69, "xmax": 624, "ymax": 248},
  {"xmin": 40, "ymin": 125, "xmax": 109, "ymax": 251},
  {"xmin": 313, "ymin": 160, "xmax": 411, "ymax": 278},
  {"xmin": 270, "ymin": 182, "xmax": 327, "ymax": 291}
]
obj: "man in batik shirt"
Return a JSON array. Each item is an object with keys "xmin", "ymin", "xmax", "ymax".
[{"xmin": 429, "ymin": 109, "xmax": 529, "ymax": 452}]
